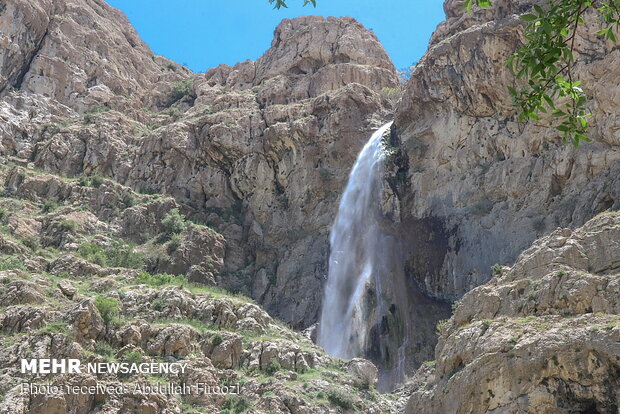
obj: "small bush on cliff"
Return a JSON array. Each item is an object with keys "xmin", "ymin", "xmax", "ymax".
[
  {"xmin": 326, "ymin": 389, "xmax": 356, "ymax": 410},
  {"xmin": 168, "ymin": 79, "xmax": 194, "ymax": 104},
  {"xmin": 0, "ymin": 256, "xmax": 25, "ymax": 271},
  {"xmin": 221, "ymin": 394, "xmax": 251, "ymax": 414},
  {"xmin": 78, "ymin": 173, "xmax": 105, "ymax": 188},
  {"xmin": 58, "ymin": 219, "xmax": 77, "ymax": 232},
  {"xmin": 135, "ymin": 272, "xmax": 187, "ymax": 287},
  {"xmin": 77, "ymin": 241, "xmax": 144, "ymax": 269},
  {"xmin": 162, "ymin": 208, "xmax": 187, "ymax": 235},
  {"xmin": 42, "ymin": 199, "xmax": 59, "ymax": 213},
  {"xmin": 95, "ymin": 296, "xmax": 120, "ymax": 325}
]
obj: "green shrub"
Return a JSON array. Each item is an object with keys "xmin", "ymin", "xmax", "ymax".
[
  {"xmin": 95, "ymin": 341, "xmax": 115, "ymax": 357},
  {"xmin": 0, "ymin": 208, "xmax": 7, "ymax": 221},
  {"xmin": 435, "ymin": 319, "xmax": 448, "ymax": 335},
  {"xmin": 152, "ymin": 297, "xmax": 166, "ymax": 311},
  {"xmin": 0, "ymin": 256, "xmax": 26, "ymax": 271},
  {"xmin": 58, "ymin": 220, "xmax": 77, "ymax": 232},
  {"xmin": 94, "ymin": 296, "xmax": 120, "ymax": 325},
  {"xmin": 221, "ymin": 395, "xmax": 250, "ymax": 414},
  {"xmin": 134, "ymin": 272, "xmax": 186, "ymax": 287},
  {"xmin": 121, "ymin": 193, "xmax": 137, "ymax": 208},
  {"xmin": 41, "ymin": 321, "xmax": 68, "ymax": 334},
  {"xmin": 123, "ymin": 350, "xmax": 144, "ymax": 364},
  {"xmin": 326, "ymin": 389, "xmax": 356, "ymax": 410},
  {"xmin": 21, "ymin": 236, "xmax": 39, "ymax": 251},
  {"xmin": 78, "ymin": 174, "xmax": 105, "ymax": 188},
  {"xmin": 105, "ymin": 240, "xmax": 144, "ymax": 268},
  {"xmin": 86, "ymin": 104, "xmax": 110, "ymax": 114},
  {"xmin": 491, "ymin": 264, "xmax": 503, "ymax": 276},
  {"xmin": 166, "ymin": 233, "xmax": 181, "ymax": 254},
  {"xmin": 169, "ymin": 79, "xmax": 193, "ymax": 103},
  {"xmin": 42, "ymin": 199, "xmax": 59, "ymax": 213},
  {"xmin": 77, "ymin": 242, "xmax": 107, "ymax": 266},
  {"xmin": 265, "ymin": 360, "xmax": 281, "ymax": 376},
  {"xmin": 77, "ymin": 240, "xmax": 144, "ymax": 269},
  {"xmin": 162, "ymin": 208, "xmax": 187, "ymax": 235}
]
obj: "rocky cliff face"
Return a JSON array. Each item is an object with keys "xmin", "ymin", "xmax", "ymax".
[
  {"xmin": 392, "ymin": 0, "xmax": 620, "ymax": 304},
  {"xmin": 404, "ymin": 212, "xmax": 620, "ymax": 413},
  {"xmin": 0, "ymin": 0, "xmax": 404, "ymax": 331}
]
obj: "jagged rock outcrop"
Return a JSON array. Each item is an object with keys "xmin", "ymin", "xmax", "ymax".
[
  {"xmin": 405, "ymin": 212, "xmax": 620, "ymax": 413},
  {"xmin": 392, "ymin": 0, "xmax": 620, "ymax": 304}
]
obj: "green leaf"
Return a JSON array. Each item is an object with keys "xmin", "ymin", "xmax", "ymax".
[{"xmin": 521, "ymin": 13, "xmax": 538, "ymax": 22}]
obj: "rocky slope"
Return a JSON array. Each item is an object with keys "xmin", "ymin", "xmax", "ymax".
[
  {"xmin": 404, "ymin": 211, "xmax": 620, "ymax": 413},
  {"xmin": 0, "ymin": 163, "xmax": 398, "ymax": 413},
  {"xmin": 0, "ymin": 0, "xmax": 405, "ymax": 331}
]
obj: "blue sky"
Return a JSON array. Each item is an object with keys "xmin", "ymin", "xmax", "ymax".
[{"xmin": 106, "ymin": 0, "xmax": 445, "ymax": 73}]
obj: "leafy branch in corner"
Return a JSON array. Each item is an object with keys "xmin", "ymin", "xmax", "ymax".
[
  {"xmin": 465, "ymin": 0, "xmax": 620, "ymax": 146},
  {"xmin": 270, "ymin": 0, "xmax": 316, "ymax": 9}
]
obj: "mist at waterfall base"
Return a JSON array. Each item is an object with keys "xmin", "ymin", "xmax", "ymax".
[{"xmin": 318, "ymin": 122, "xmax": 413, "ymax": 392}]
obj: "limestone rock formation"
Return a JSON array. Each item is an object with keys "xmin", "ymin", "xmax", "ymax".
[
  {"xmin": 405, "ymin": 212, "xmax": 620, "ymax": 413},
  {"xmin": 0, "ymin": 0, "xmax": 404, "ymax": 331},
  {"xmin": 392, "ymin": 0, "xmax": 620, "ymax": 304},
  {"xmin": 0, "ymin": 163, "xmax": 396, "ymax": 413}
]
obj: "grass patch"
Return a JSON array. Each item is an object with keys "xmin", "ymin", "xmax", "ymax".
[{"xmin": 0, "ymin": 256, "xmax": 26, "ymax": 271}]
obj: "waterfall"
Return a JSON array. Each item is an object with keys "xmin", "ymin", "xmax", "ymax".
[{"xmin": 318, "ymin": 122, "xmax": 408, "ymax": 391}]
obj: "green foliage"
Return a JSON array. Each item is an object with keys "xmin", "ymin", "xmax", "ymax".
[
  {"xmin": 465, "ymin": 0, "xmax": 620, "ymax": 146},
  {"xmin": 94, "ymin": 296, "xmax": 120, "ymax": 325},
  {"xmin": 86, "ymin": 104, "xmax": 110, "ymax": 114},
  {"xmin": 41, "ymin": 321, "xmax": 69, "ymax": 334},
  {"xmin": 221, "ymin": 394, "xmax": 251, "ymax": 414},
  {"xmin": 95, "ymin": 341, "xmax": 115, "ymax": 357},
  {"xmin": 326, "ymin": 389, "xmax": 356, "ymax": 411},
  {"xmin": 435, "ymin": 319, "xmax": 448, "ymax": 335},
  {"xmin": 492, "ymin": 263, "xmax": 503, "ymax": 276},
  {"xmin": 167, "ymin": 233, "xmax": 182, "ymax": 254},
  {"xmin": 42, "ymin": 198, "xmax": 60, "ymax": 213},
  {"xmin": 77, "ymin": 240, "xmax": 145, "ymax": 269},
  {"xmin": 162, "ymin": 208, "xmax": 187, "ymax": 235},
  {"xmin": 21, "ymin": 236, "xmax": 39, "ymax": 251},
  {"xmin": 212, "ymin": 334, "xmax": 223, "ymax": 347},
  {"xmin": 78, "ymin": 173, "xmax": 105, "ymax": 188},
  {"xmin": 134, "ymin": 272, "xmax": 187, "ymax": 287},
  {"xmin": 151, "ymin": 297, "xmax": 166, "ymax": 311},
  {"xmin": 169, "ymin": 79, "xmax": 194, "ymax": 103},
  {"xmin": 0, "ymin": 208, "xmax": 7, "ymax": 221},
  {"xmin": 265, "ymin": 360, "xmax": 282, "ymax": 376},
  {"xmin": 0, "ymin": 256, "xmax": 26, "ymax": 271},
  {"xmin": 269, "ymin": 0, "xmax": 316, "ymax": 8},
  {"xmin": 58, "ymin": 219, "xmax": 77, "ymax": 232}
]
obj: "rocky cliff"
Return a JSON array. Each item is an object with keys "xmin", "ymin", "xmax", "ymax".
[
  {"xmin": 405, "ymin": 212, "xmax": 620, "ymax": 413},
  {"xmin": 0, "ymin": 0, "xmax": 404, "ymax": 331},
  {"xmin": 392, "ymin": 0, "xmax": 620, "ymax": 304}
]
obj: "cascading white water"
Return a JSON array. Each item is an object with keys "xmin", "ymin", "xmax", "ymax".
[{"xmin": 318, "ymin": 122, "xmax": 393, "ymax": 360}]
